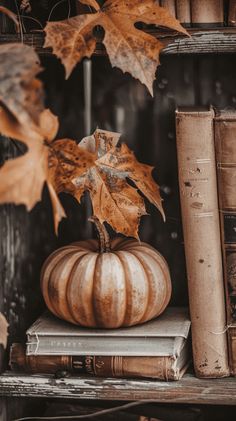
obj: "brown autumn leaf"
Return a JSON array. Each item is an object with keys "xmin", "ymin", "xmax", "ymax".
[
  {"xmin": 44, "ymin": 0, "xmax": 188, "ymax": 95},
  {"xmin": 97, "ymin": 143, "xmax": 165, "ymax": 220},
  {"xmin": 49, "ymin": 129, "xmax": 163, "ymax": 238},
  {"xmin": 0, "ymin": 109, "xmax": 65, "ymax": 233},
  {"xmin": 0, "ymin": 313, "xmax": 8, "ymax": 349},
  {"xmin": 0, "ymin": 43, "xmax": 66, "ymax": 233},
  {"xmin": 0, "ymin": 43, "xmax": 44, "ymax": 142}
]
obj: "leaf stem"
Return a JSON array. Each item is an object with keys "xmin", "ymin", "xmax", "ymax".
[{"xmin": 89, "ymin": 216, "xmax": 111, "ymax": 253}]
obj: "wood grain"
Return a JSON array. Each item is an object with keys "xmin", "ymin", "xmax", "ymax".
[
  {"xmin": 1, "ymin": 28, "xmax": 236, "ymax": 56},
  {"xmin": 1, "ymin": 372, "xmax": 236, "ymax": 405}
]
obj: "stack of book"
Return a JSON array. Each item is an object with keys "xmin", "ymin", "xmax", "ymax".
[
  {"xmin": 176, "ymin": 107, "xmax": 236, "ymax": 378},
  {"xmin": 10, "ymin": 307, "xmax": 191, "ymax": 381}
]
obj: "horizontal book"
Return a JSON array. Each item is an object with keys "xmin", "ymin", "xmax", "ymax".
[
  {"xmin": 26, "ymin": 307, "xmax": 191, "ymax": 357},
  {"xmin": 10, "ymin": 341, "xmax": 190, "ymax": 381}
]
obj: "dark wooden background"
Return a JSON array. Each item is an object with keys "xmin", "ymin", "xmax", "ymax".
[{"xmin": 1, "ymin": 0, "xmax": 236, "ymax": 420}]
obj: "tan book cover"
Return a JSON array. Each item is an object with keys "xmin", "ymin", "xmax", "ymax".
[
  {"xmin": 161, "ymin": 0, "xmax": 176, "ymax": 18},
  {"xmin": 176, "ymin": 0, "xmax": 191, "ymax": 26},
  {"xmin": 175, "ymin": 107, "xmax": 229, "ymax": 378},
  {"xmin": 191, "ymin": 0, "xmax": 224, "ymax": 26},
  {"xmin": 214, "ymin": 110, "xmax": 236, "ymax": 375},
  {"xmin": 10, "ymin": 342, "xmax": 190, "ymax": 381},
  {"xmin": 228, "ymin": 0, "xmax": 236, "ymax": 26}
]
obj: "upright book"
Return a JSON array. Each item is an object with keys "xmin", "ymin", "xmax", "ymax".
[
  {"xmin": 176, "ymin": 0, "xmax": 191, "ymax": 27},
  {"xmin": 22, "ymin": 307, "xmax": 191, "ymax": 380},
  {"xmin": 214, "ymin": 110, "xmax": 236, "ymax": 376},
  {"xmin": 175, "ymin": 107, "xmax": 229, "ymax": 378},
  {"xmin": 228, "ymin": 0, "xmax": 236, "ymax": 26},
  {"xmin": 191, "ymin": 0, "xmax": 224, "ymax": 27}
]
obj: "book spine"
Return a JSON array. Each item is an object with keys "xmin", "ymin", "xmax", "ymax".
[
  {"xmin": 175, "ymin": 108, "xmax": 229, "ymax": 378},
  {"xmin": 176, "ymin": 0, "xmax": 191, "ymax": 27},
  {"xmin": 191, "ymin": 0, "xmax": 224, "ymax": 27},
  {"xmin": 160, "ymin": 0, "xmax": 176, "ymax": 18},
  {"xmin": 214, "ymin": 113, "xmax": 236, "ymax": 376},
  {"xmin": 228, "ymin": 0, "xmax": 236, "ymax": 26},
  {"xmin": 10, "ymin": 344, "xmax": 181, "ymax": 380},
  {"xmin": 228, "ymin": 327, "xmax": 236, "ymax": 375}
]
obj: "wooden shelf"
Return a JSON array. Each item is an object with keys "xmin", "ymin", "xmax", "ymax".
[
  {"xmin": 1, "ymin": 28, "xmax": 236, "ymax": 57},
  {"xmin": 0, "ymin": 372, "xmax": 236, "ymax": 405}
]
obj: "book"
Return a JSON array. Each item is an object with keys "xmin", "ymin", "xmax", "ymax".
[
  {"xmin": 228, "ymin": 0, "xmax": 236, "ymax": 26},
  {"xmin": 214, "ymin": 110, "xmax": 236, "ymax": 376},
  {"xmin": 176, "ymin": 0, "xmax": 191, "ymax": 27},
  {"xmin": 10, "ymin": 341, "xmax": 190, "ymax": 381},
  {"xmin": 175, "ymin": 107, "xmax": 229, "ymax": 378},
  {"xmin": 26, "ymin": 307, "xmax": 190, "ymax": 357},
  {"xmin": 191, "ymin": 0, "xmax": 224, "ymax": 27}
]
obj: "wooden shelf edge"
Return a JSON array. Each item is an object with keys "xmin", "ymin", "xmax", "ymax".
[
  {"xmin": 1, "ymin": 28, "xmax": 236, "ymax": 56},
  {"xmin": 0, "ymin": 372, "xmax": 236, "ymax": 404}
]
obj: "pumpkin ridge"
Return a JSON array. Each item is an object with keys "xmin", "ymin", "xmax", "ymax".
[
  {"xmin": 67, "ymin": 252, "xmax": 98, "ymax": 326},
  {"xmin": 128, "ymin": 250, "xmax": 151, "ymax": 323},
  {"xmin": 48, "ymin": 251, "xmax": 86, "ymax": 321},
  {"xmin": 44, "ymin": 249, "xmax": 77, "ymax": 319},
  {"xmin": 114, "ymin": 250, "xmax": 148, "ymax": 326},
  {"xmin": 139, "ymin": 247, "xmax": 172, "ymax": 315},
  {"xmin": 66, "ymin": 251, "xmax": 91, "ymax": 324},
  {"xmin": 91, "ymin": 253, "xmax": 101, "ymax": 327},
  {"xmin": 112, "ymin": 250, "xmax": 128, "ymax": 327}
]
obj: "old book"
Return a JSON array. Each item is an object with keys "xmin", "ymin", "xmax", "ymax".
[
  {"xmin": 26, "ymin": 307, "xmax": 190, "ymax": 357},
  {"xmin": 176, "ymin": 0, "xmax": 191, "ymax": 27},
  {"xmin": 228, "ymin": 0, "xmax": 236, "ymax": 26},
  {"xmin": 191, "ymin": 0, "xmax": 224, "ymax": 27},
  {"xmin": 214, "ymin": 110, "xmax": 236, "ymax": 376},
  {"xmin": 175, "ymin": 107, "xmax": 229, "ymax": 378},
  {"xmin": 160, "ymin": 1, "xmax": 176, "ymax": 18},
  {"xmin": 10, "ymin": 341, "xmax": 190, "ymax": 381}
]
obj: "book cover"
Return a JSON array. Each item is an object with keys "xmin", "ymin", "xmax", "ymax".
[
  {"xmin": 214, "ymin": 110, "xmax": 236, "ymax": 375},
  {"xmin": 191, "ymin": 0, "xmax": 224, "ymax": 27},
  {"xmin": 175, "ymin": 107, "xmax": 229, "ymax": 378},
  {"xmin": 26, "ymin": 307, "xmax": 190, "ymax": 357},
  {"xmin": 10, "ymin": 341, "xmax": 191, "ymax": 381}
]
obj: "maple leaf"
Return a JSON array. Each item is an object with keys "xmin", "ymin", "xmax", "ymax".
[
  {"xmin": 0, "ymin": 44, "xmax": 66, "ymax": 233},
  {"xmin": 49, "ymin": 129, "xmax": 163, "ymax": 239},
  {"xmin": 0, "ymin": 109, "xmax": 65, "ymax": 232},
  {"xmin": 0, "ymin": 43, "xmax": 44, "ymax": 143},
  {"xmin": 0, "ymin": 313, "xmax": 8, "ymax": 349},
  {"xmin": 44, "ymin": 0, "xmax": 188, "ymax": 95}
]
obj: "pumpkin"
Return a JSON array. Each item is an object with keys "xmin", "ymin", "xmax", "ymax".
[{"xmin": 41, "ymin": 219, "xmax": 171, "ymax": 328}]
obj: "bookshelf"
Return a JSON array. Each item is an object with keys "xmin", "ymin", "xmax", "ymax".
[
  {"xmin": 1, "ymin": 372, "xmax": 236, "ymax": 406},
  {"xmin": 1, "ymin": 1, "xmax": 236, "ymax": 419},
  {"xmin": 1, "ymin": 28, "xmax": 236, "ymax": 56}
]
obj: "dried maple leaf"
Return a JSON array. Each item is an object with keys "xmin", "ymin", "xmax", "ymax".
[
  {"xmin": 0, "ymin": 109, "xmax": 65, "ymax": 233},
  {"xmin": 0, "ymin": 313, "xmax": 8, "ymax": 349},
  {"xmin": 0, "ymin": 43, "xmax": 44, "ymax": 143},
  {"xmin": 0, "ymin": 44, "xmax": 66, "ymax": 233},
  {"xmin": 44, "ymin": 0, "xmax": 188, "ymax": 95},
  {"xmin": 49, "ymin": 129, "xmax": 163, "ymax": 239},
  {"xmin": 97, "ymin": 143, "xmax": 165, "ymax": 220}
]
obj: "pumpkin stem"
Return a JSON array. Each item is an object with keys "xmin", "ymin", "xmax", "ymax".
[{"xmin": 89, "ymin": 216, "xmax": 111, "ymax": 253}]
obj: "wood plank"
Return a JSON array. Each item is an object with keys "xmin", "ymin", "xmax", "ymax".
[
  {"xmin": 1, "ymin": 373, "xmax": 236, "ymax": 405},
  {"xmin": 1, "ymin": 28, "xmax": 236, "ymax": 56}
]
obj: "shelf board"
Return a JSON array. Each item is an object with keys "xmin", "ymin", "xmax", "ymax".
[
  {"xmin": 1, "ymin": 28, "xmax": 236, "ymax": 56},
  {"xmin": 0, "ymin": 372, "xmax": 236, "ymax": 405}
]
